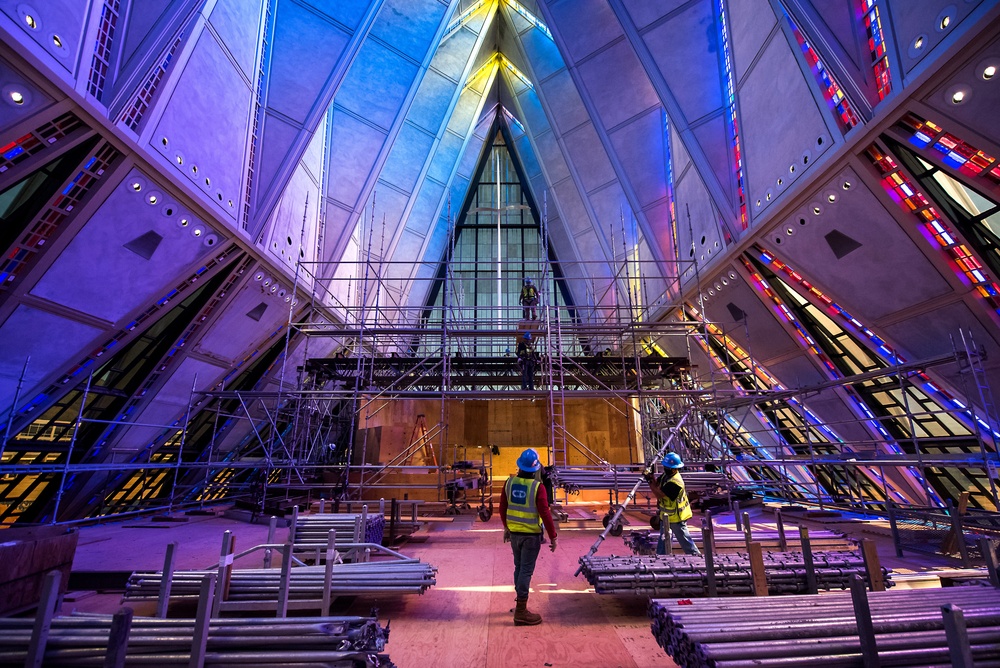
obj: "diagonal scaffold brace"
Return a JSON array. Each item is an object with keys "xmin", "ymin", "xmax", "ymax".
[{"xmin": 574, "ymin": 410, "xmax": 692, "ymax": 576}]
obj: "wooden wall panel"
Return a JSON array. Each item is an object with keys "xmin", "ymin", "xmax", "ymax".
[
  {"xmin": 465, "ymin": 401, "xmax": 489, "ymax": 446},
  {"xmin": 348, "ymin": 398, "xmax": 638, "ymax": 465},
  {"xmin": 488, "ymin": 400, "xmax": 512, "ymax": 446}
]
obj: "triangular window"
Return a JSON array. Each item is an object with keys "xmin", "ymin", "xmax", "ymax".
[{"xmin": 423, "ymin": 118, "xmax": 574, "ymax": 356}]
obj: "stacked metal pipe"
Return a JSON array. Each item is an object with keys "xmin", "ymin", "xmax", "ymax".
[
  {"xmin": 0, "ymin": 613, "xmax": 394, "ymax": 667},
  {"xmin": 623, "ymin": 528, "xmax": 855, "ymax": 555},
  {"xmin": 649, "ymin": 586, "xmax": 1000, "ymax": 667},
  {"xmin": 296, "ymin": 513, "xmax": 386, "ymax": 546},
  {"xmin": 125, "ymin": 561, "xmax": 436, "ymax": 601},
  {"xmin": 551, "ymin": 467, "xmax": 728, "ymax": 494},
  {"xmin": 580, "ymin": 552, "xmax": 891, "ymax": 596}
]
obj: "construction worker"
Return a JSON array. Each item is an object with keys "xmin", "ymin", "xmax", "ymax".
[
  {"xmin": 516, "ymin": 332, "xmax": 537, "ymax": 390},
  {"xmin": 519, "ymin": 277, "xmax": 539, "ymax": 320},
  {"xmin": 644, "ymin": 452, "xmax": 700, "ymax": 556},
  {"xmin": 501, "ymin": 448, "xmax": 557, "ymax": 625}
]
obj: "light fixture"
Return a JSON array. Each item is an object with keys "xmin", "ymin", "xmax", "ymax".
[
  {"xmin": 984, "ymin": 65, "xmax": 997, "ymax": 81},
  {"xmin": 131, "ymin": 182, "xmax": 142, "ymax": 192},
  {"xmin": 827, "ymin": 194, "xmax": 837, "ymax": 203},
  {"xmin": 24, "ymin": 14, "xmax": 37, "ymax": 29},
  {"xmin": 939, "ymin": 15, "xmax": 951, "ymax": 30},
  {"xmin": 147, "ymin": 195, "xmax": 157, "ymax": 205},
  {"xmin": 9, "ymin": 90, "xmax": 24, "ymax": 105},
  {"xmin": 951, "ymin": 90, "xmax": 966, "ymax": 104},
  {"xmin": 914, "ymin": 36, "xmax": 924, "ymax": 49},
  {"xmin": 843, "ymin": 180, "xmax": 852, "ymax": 190},
  {"xmin": 51, "ymin": 34, "xmax": 62, "ymax": 48},
  {"xmin": 813, "ymin": 206, "xmax": 821, "ymax": 215}
]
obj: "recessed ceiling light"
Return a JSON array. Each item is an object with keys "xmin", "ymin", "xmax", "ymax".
[
  {"xmin": 24, "ymin": 14, "xmax": 37, "ymax": 29},
  {"xmin": 52, "ymin": 34, "xmax": 62, "ymax": 48},
  {"xmin": 9, "ymin": 90, "xmax": 24, "ymax": 105},
  {"xmin": 951, "ymin": 90, "xmax": 966, "ymax": 104},
  {"xmin": 914, "ymin": 36, "xmax": 924, "ymax": 49},
  {"xmin": 939, "ymin": 15, "xmax": 951, "ymax": 30},
  {"xmin": 984, "ymin": 65, "xmax": 997, "ymax": 81},
  {"xmin": 131, "ymin": 182, "xmax": 142, "ymax": 192}
]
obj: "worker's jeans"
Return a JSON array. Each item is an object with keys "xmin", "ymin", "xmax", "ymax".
[
  {"xmin": 657, "ymin": 520, "xmax": 701, "ymax": 556},
  {"xmin": 520, "ymin": 359, "xmax": 536, "ymax": 390},
  {"xmin": 510, "ymin": 532, "xmax": 542, "ymax": 598}
]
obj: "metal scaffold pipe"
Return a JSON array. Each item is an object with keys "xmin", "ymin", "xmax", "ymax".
[
  {"xmin": 649, "ymin": 587, "xmax": 1000, "ymax": 668},
  {"xmin": 0, "ymin": 613, "xmax": 394, "ymax": 667},
  {"xmin": 576, "ymin": 410, "xmax": 692, "ymax": 574},
  {"xmin": 580, "ymin": 550, "xmax": 891, "ymax": 597}
]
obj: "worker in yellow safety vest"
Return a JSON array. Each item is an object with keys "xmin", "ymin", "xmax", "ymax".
[
  {"xmin": 644, "ymin": 452, "xmax": 700, "ymax": 556},
  {"xmin": 501, "ymin": 448, "xmax": 558, "ymax": 625}
]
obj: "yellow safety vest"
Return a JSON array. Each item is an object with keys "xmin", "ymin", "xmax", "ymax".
[
  {"xmin": 657, "ymin": 473, "xmax": 692, "ymax": 523},
  {"xmin": 505, "ymin": 475, "xmax": 542, "ymax": 533}
]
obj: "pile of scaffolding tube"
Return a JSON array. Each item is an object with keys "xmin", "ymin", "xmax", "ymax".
[
  {"xmin": 649, "ymin": 586, "xmax": 1000, "ymax": 667},
  {"xmin": 0, "ymin": 613, "xmax": 395, "ymax": 667},
  {"xmin": 580, "ymin": 552, "xmax": 891, "ymax": 597}
]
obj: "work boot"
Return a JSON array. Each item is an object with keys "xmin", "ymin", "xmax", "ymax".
[{"xmin": 514, "ymin": 597, "xmax": 542, "ymax": 625}]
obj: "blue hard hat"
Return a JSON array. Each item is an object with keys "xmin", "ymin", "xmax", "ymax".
[
  {"xmin": 517, "ymin": 448, "xmax": 541, "ymax": 472},
  {"xmin": 523, "ymin": 332, "xmax": 532, "ymax": 341},
  {"xmin": 524, "ymin": 277, "xmax": 532, "ymax": 284},
  {"xmin": 662, "ymin": 452, "xmax": 684, "ymax": 469}
]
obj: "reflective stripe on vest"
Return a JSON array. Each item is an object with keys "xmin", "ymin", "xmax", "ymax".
[
  {"xmin": 657, "ymin": 474, "xmax": 692, "ymax": 523},
  {"xmin": 505, "ymin": 475, "xmax": 542, "ymax": 533}
]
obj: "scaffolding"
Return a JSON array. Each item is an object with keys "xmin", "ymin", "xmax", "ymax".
[{"xmin": 3, "ymin": 247, "xmax": 1000, "ymax": 528}]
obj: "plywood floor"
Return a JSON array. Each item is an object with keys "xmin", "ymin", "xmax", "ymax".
[{"xmin": 67, "ymin": 511, "xmax": 675, "ymax": 668}]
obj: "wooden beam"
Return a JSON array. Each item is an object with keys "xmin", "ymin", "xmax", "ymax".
[{"xmin": 748, "ymin": 542, "xmax": 768, "ymax": 597}]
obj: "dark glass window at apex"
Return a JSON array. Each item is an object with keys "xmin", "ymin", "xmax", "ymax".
[{"xmin": 425, "ymin": 126, "xmax": 574, "ymax": 356}]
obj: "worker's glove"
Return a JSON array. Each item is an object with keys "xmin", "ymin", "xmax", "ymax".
[
  {"xmin": 549, "ymin": 535, "xmax": 557, "ymax": 552},
  {"xmin": 503, "ymin": 528, "xmax": 511, "ymax": 543}
]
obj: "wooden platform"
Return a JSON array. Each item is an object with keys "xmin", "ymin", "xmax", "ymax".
[{"xmin": 58, "ymin": 504, "xmax": 973, "ymax": 667}]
